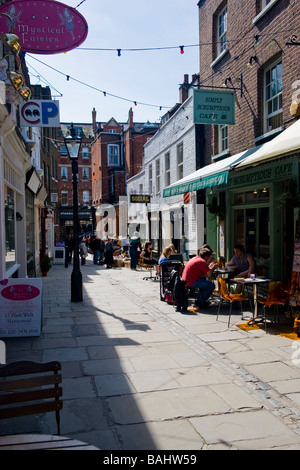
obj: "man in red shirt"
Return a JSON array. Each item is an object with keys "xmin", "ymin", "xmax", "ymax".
[{"xmin": 182, "ymin": 247, "xmax": 217, "ymax": 308}]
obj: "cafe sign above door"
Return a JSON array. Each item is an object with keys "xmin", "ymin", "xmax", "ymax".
[{"xmin": 0, "ymin": 0, "xmax": 88, "ymax": 54}]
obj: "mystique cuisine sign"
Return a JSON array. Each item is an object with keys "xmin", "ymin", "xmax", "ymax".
[{"xmin": 0, "ymin": 0, "xmax": 88, "ymax": 54}]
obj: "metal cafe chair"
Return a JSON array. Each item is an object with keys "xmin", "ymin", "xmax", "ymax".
[
  {"xmin": 217, "ymin": 277, "xmax": 253, "ymax": 327},
  {"xmin": 257, "ymin": 280, "xmax": 290, "ymax": 330}
]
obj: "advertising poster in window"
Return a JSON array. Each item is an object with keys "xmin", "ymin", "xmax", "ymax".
[{"xmin": 0, "ymin": 279, "xmax": 42, "ymax": 337}]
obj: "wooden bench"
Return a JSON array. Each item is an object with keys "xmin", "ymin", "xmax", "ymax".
[{"xmin": 0, "ymin": 361, "xmax": 63, "ymax": 435}]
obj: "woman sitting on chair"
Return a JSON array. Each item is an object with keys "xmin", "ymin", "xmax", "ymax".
[{"xmin": 140, "ymin": 242, "xmax": 160, "ymax": 275}]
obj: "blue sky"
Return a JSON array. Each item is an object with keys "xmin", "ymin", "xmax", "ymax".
[{"xmin": 26, "ymin": 0, "xmax": 200, "ymax": 124}]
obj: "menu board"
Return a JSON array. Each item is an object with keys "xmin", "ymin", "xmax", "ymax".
[{"xmin": 0, "ymin": 279, "xmax": 42, "ymax": 337}]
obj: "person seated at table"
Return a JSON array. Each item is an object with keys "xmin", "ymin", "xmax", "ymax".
[
  {"xmin": 166, "ymin": 243, "xmax": 177, "ymax": 253},
  {"xmin": 140, "ymin": 241, "xmax": 160, "ymax": 275},
  {"xmin": 182, "ymin": 246, "xmax": 217, "ymax": 309},
  {"xmin": 158, "ymin": 246, "xmax": 174, "ymax": 265},
  {"xmin": 226, "ymin": 244, "xmax": 256, "ymax": 293}
]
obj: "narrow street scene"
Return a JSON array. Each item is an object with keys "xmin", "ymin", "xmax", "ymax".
[
  {"xmin": 1, "ymin": 0, "xmax": 300, "ymax": 455},
  {"xmin": 1, "ymin": 258, "xmax": 300, "ymax": 451}
]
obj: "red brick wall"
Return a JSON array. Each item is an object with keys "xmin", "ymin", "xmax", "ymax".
[{"xmin": 198, "ymin": 0, "xmax": 300, "ymax": 162}]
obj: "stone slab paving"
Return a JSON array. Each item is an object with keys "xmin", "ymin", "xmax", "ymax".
[{"xmin": 2, "ymin": 261, "xmax": 300, "ymax": 450}]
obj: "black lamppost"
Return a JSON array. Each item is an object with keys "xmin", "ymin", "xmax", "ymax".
[{"xmin": 64, "ymin": 124, "xmax": 83, "ymax": 302}]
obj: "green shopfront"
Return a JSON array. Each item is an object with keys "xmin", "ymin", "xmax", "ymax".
[{"xmin": 206, "ymin": 155, "xmax": 299, "ymax": 282}]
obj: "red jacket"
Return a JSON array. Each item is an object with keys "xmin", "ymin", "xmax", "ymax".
[{"xmin": 182, "ymin": 256, "xmax": 209, "ymax": 287}]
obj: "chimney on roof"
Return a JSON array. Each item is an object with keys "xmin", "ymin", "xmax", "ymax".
[
  {"xmin": 92, "ymin": 107, "xmax": 97, "ymax": 133},
  {"xmin": 128, "ymin": 107, "xmax": 134, "ymax": 128},
  {"xmin": 179, "ymin": 74, "xmax": 189, "ymax": 104}
]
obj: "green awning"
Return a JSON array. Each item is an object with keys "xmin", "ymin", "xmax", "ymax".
[
  {"xmin": 162, "ymin": 146, "xmax": 262, "ymax": 198},
  {"xmin": 163, "ymin": 170, "xmax": 228, "ymax": 197}
]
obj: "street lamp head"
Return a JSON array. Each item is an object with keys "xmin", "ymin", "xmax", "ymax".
[{"xmin": 64, "ymin": 125, "xmax": 82, "ymax": 160}]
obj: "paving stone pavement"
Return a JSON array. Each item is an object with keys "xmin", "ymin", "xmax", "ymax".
[{"xmin": 1, "ymin": 258, "xmax": 300, "ymax": 450}]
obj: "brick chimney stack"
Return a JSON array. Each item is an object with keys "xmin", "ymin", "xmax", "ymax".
[
  {"xmin": 128, "ymin": 107, "xmax": 134, "ymax": 128},
  {"xmin": 92, "ymin": 107, "xmax": 97, "ymax": 133},
  {"xmin": 179, "ymin": 74, "xmax": 189, "ymax": 104}
]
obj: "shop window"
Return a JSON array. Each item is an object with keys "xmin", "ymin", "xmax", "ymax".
[
  {"xmin": 5, "ymin": 185, "xmax": 16, "ymax": 270},
  {"xmin": 246, "ymin": 189, "xmax": 269, "ymax": 203},
  {"xmin": 264, "ymin": 59, "xmax": 282, "ymax": 133},
  {"xmin": 246, "ymin": 190, "xmax": 258, "ymax": 203},
  {"xmin": 233, "ymin": 192, "xmax": 244, "ymax": 204},
  {"xmin": 233, "ymin": 205, "xmax": 270, "ymax": 276},
  {"xmin": 26, "ymin": 190, "xmax": 35, "ymax": 277}
]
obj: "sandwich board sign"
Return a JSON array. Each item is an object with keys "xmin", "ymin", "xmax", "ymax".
[{"xmin": 0, "ymin": 279, "xmax": 42, "ymax": 337}]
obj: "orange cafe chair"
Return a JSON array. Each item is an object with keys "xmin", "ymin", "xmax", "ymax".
[
  {"xmin": 217, "ymin": 277, "xmax": 252, "ymax": 327},
  {"xmin": 257, "ymin": 281, "xmax": 289, "ymax": 330}
]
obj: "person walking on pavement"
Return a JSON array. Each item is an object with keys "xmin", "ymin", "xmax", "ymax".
[
  {"xmin": 104, "ymin": 238, "xmax": 114, "ymax": 269},
  {"xmin": 99, "ymin": 238, "xmax": 105, "ymax": 264},
  {"xmin": 79, "ymin": 237, "xmax": 88, "ymax": 265},
  {"xmin": 90, "ymin": 235, "xmax": 100, "ymax": 265},
  {"xmin": 129, "ymin": 231, "xmax": 141, "ymax": 270}
]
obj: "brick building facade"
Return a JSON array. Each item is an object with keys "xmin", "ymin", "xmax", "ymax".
[
  {"xmin": 197, "ymin": 0, "xmax": 300, "ymax": 280},
  {"xmin": 57, "ymin": 124, "xmax": 93, "ymax": 237},
  {"xmin": 92, "ymin": 109, "xmax": 159, "ymax": 238}
]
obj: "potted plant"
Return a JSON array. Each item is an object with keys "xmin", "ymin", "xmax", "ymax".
[{"xmin": 40, "ymin": 255, "xmax": 52, "ymax": 276}]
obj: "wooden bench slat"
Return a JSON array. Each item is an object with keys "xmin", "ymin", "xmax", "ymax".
[
  {"xmin": 0, "ymin": 400, "xmax": 63, "ymax": 419},
  {"xmin": 0, "ymin": 386, "xmax": 62, "ymax": 405},
  {"xmin": 0, "ymin": 373, "xmax": 62, "ymax": 391},
  {"xmin": 0, "ymin": 361, "xmax": 61, "ymax": 377}
]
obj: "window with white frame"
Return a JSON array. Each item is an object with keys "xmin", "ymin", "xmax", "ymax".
[
  {"xmin": 61, "ymin": 190, "xmax": 68, "ymax": 205},
  {"xmin": 61, "ymin": 167, "xmax": 68, "ymax": 181},
  {"xmin": 217, "ymin": 6, "xmax": 227, "ymax": 56},
  {"xmin": 60, "ymin": 145, "xmax": 67, "ymax": 157},
  {"xmin": 108, "ymin": 144, "xmax": 120, "ymax": 166},
  {"xmin": 156, "ymin": 159, "xmax": 160, "ymax": 194},
  {"xmin": 218, "ymin": 124, "xmax": 229, "ymax": 153},
  {"xmin": 265, "ymin": 59, "xmax": 282, "ymax": 132},
  {"xmin": 149, "ymin": 164, "xmax": 153, "ymax": 194},
  {"xmin": 83, "ymin": 190, "xmax": 89, "ymax": 204},
  {"xmin": 82, "ymin": 167, "xmax": 89, "ymax": 181},
  {"xmin": 177, "ymin": 143, "xmax": 183, "ymax": 180},
  {"xmin": 165, "ymin": 152, "xmax": 170, "ymax": 187},
  {"xmin": 82, "ymin": 147, "xmax": 89, "ymax": 158},
  {"xmin": 261, "ymin": 0, "xmax": 274, "ymax": 10}
]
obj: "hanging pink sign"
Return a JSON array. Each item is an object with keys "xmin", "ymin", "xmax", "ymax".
[{"xmin": 0, "ymin": 0, "xmax": 88, "ymax": 54}]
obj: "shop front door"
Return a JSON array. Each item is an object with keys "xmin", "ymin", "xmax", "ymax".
[{"xmin": 234, "ymin": 206, "xmax": 270, "ymax": 276}]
